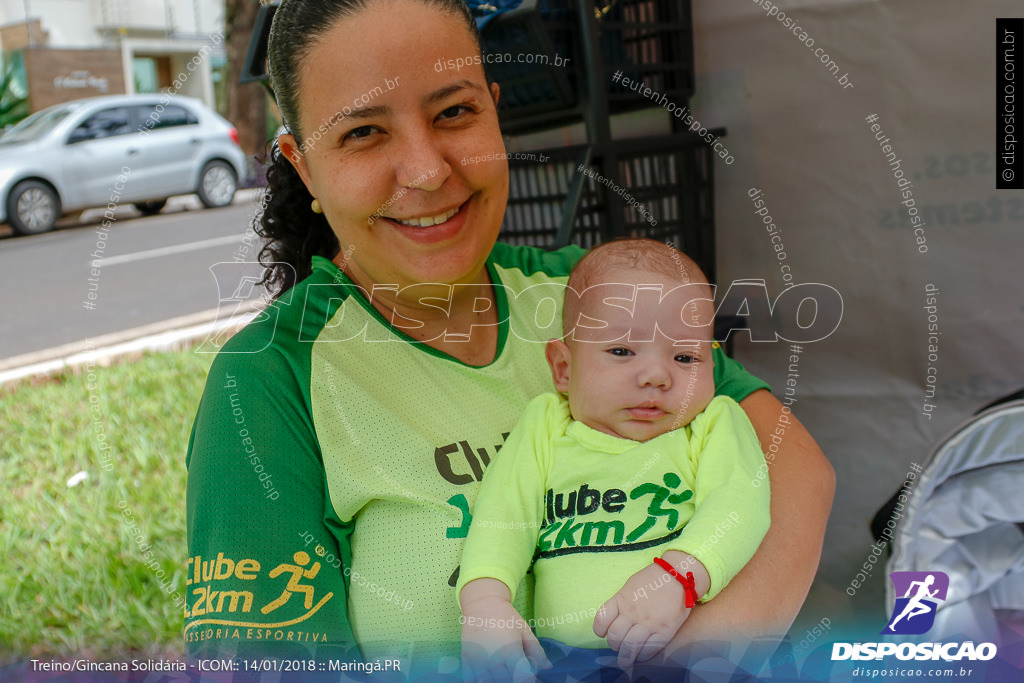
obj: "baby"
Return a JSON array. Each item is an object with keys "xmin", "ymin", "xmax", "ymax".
[{"xmin": 456, "ymin": 239, "xmax": 771, "ymax": 674}]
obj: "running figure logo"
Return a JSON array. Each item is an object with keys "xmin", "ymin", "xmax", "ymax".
[{"xmin": 883, "ymin": 571, "xmax": 949, "ymax": 635}]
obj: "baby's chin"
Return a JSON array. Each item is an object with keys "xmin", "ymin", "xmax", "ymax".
[
  {"xmin": 580, "ymin": 418, "xmax": 678, "ymax": 442},
  {"xmin": 618, "ymin": 420, "xmax": 678, "ymax": 442},
  {"xmin": 614, "ymin": 404, "xmax": 712, "ymax": 441}
]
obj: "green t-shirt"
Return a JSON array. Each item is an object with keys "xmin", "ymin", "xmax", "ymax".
[
  {"xmin": 456, "ymin": 393, "xmax": 770, "ymax": 649},
  {"xmin": 184, "ymin": 242, "xmax": 770, "ymax": 666}
]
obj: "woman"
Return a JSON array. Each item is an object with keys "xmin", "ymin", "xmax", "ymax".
[{"xmin": 184, "ymin": 0, "xmax": 834, "ymax": 674}]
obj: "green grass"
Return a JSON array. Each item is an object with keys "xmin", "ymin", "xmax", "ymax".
[{"xmin": 0, "ymin": 347, "xmax": 214, "ymax": 661}]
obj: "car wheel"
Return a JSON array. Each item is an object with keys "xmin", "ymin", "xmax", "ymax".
[
  {"xmin": 135, "ymin": 199, "xmax": 168, "ymax": 216},
  {"xmin": 196, "ymin": 161, "xmax": 238, "ymax": 209},
  {"xmin": 7, "ymin": 180, "xmax": 61, "ymax": 235}
]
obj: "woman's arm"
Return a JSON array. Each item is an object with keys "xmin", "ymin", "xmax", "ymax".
[
  {"xmin": 185, "ymin": 346, "xmax": 357, "ymax": 661},
  {"xmin": 667, "ymin": 388, "xmax": 835, "ymax": 642}
]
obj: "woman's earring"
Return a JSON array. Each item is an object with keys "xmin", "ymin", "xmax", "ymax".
[{"xmin": 311, "ymin": 198, "xmax": 323, "ymax": 214}]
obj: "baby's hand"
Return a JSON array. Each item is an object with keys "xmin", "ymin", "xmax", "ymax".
[
  {"xmin": 593, "ymin": 563, "xmax": 689, "ymax": 668},
  {"xmin": 461, "ymin": 580, "xmax": 551, "ymax": 682}
]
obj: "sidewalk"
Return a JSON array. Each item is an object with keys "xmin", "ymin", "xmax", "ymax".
[{"xmin": 0, "ymin": 304, "xmax": 261, "ymax": 387}]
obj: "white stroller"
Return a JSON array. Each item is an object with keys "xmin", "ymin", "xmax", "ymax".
[{"xmin": 881, "ymin": 396, "xmax": 1024, "ymax": 644}]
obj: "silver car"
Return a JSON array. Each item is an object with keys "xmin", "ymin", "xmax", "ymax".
[{"xmin": 0, "ymin": 94, "xmax": 248, "ymax": 235}]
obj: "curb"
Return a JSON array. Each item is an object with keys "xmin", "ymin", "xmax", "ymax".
[{"xmin": 0, "ymin": 305, "xmax": 262, "ymax": 387}]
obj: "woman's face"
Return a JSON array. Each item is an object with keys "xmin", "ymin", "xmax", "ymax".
[{"xmin": 279, "ymin": 0, "xmax": 508, "ymax": 292}]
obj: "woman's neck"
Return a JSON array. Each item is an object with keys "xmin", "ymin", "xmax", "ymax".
[{"xmin": 343, "ymin": 266, "xmax": 500, "ymax": 367}]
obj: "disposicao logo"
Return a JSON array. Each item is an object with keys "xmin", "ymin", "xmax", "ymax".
[
  {"xmin": 883, "ymin": 571, "xmax": 948, "ymax": 635},
  {"xmin": 831, "ymin": 570, "xmax": 997, "ymax": 662}
]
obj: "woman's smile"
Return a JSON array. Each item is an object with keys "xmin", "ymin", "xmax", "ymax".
[{"xmin": 378, "ymin": 198, "xmax": 471, "ymax": 246}]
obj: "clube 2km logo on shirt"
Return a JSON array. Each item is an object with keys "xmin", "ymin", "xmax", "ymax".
[{"xmin": 832, "ymin": 571, "xmax": 997, "ymax": 663}]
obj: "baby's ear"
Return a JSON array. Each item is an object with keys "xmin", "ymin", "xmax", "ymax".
[{"xmin": 544, "ymin": 339, "xmax": 571, "ymax": 393}]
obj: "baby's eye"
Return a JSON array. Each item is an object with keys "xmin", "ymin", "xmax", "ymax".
[
  {"xmin": 608, "ymin": 347, "xmax": 633, "ymax": 357},
  {"xmin": 675, "ymin": 354, "xmax": 696, "ymax": 364}
]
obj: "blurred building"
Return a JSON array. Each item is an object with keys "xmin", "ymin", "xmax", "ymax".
[{"xmin": 0, "ymin": 0, "xmax": 225, "ymax": 112}]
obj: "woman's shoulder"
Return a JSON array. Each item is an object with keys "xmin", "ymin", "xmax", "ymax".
[
  {"xmin": 489, "ymin": 242, "xmax": 587, "ymax": 280},
  {"xmin": 187, "ymin": 269, "xmax": 346, "ymax": 471},
  {"xmin": 220, "ymin": 259, "xmax": 357, "ymax": 348},
  {"xmin": 209, "ymin": 260, "xmax": 356, "ymax": 378}
]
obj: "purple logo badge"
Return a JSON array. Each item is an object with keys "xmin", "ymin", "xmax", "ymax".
[{"xmin": 883, "ymin": 571, "xmax": 949, "ymax": 635}]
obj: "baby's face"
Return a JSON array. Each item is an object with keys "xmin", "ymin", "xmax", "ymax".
[{"xmin": 549, "ymin": 268, "xmax": 716, "ymax": 441}]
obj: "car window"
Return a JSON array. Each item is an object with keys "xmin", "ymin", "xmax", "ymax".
[
  {"xmin": 136, "ymin": 104, "xmax": 199, "ymax": 132},
  {"xmin": 70, "ymin": 107, "xmax": 133, "ymax": 143},
  {"xmin": 0, "ymin": 105, "xmax": 78, "ymax": 145}
]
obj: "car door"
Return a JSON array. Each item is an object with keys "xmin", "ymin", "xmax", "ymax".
[
  {"xmin": 133, "ymin": 103, "xmax": 204, "ymax": 198},
  {"xmin": 61, "ymin": 105, "xmax": 150, "ymax": 206},
  {"xmin": 62, "ymin": 106, "xmax": 148, "ymax": 206}
]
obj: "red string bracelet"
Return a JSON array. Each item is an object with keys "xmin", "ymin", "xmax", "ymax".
[{"xmin": 653, "ymin": 557, "xmax": 699, "ymax": 608}]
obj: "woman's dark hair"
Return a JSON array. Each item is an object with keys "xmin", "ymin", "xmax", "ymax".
[{"xmin": 257, "ymin": 0, "xmax": 482, "ymax": 298}]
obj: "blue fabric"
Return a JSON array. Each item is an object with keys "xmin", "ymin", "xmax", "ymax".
[
  {"xmin": 533, "ymin": 638, "xmax": 704, "ymax": 682},
  {"xmin": 468, "ymin": 0, "xmax": 525, "ymax": 28},
  {"xmin": 536, "ymin": 638, "xmax": 627, "ymax": 683}
]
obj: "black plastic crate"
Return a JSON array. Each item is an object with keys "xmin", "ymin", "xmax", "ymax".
[
  {"xmin": 480, "ymin": 4, "xmax": 579, "ymax": 122},
  {"xmin": 499, "ymin": 132, "xmax": 717, "ymax": 284},
  {"xmin": 483, "ymin": 0, "xmax": 694, "ymax": 136},
  {"xmin": 500, "ymin": 143, "xmax": 596, "ymax": 249},
  {"xmin": 602, "ymin": 0, "xmax": 694, "ymax": 113}
]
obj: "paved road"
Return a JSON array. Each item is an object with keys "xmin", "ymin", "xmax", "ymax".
[{"xmin": 0, "ymin": 191, "xmax": 267, "ymax": 363}]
